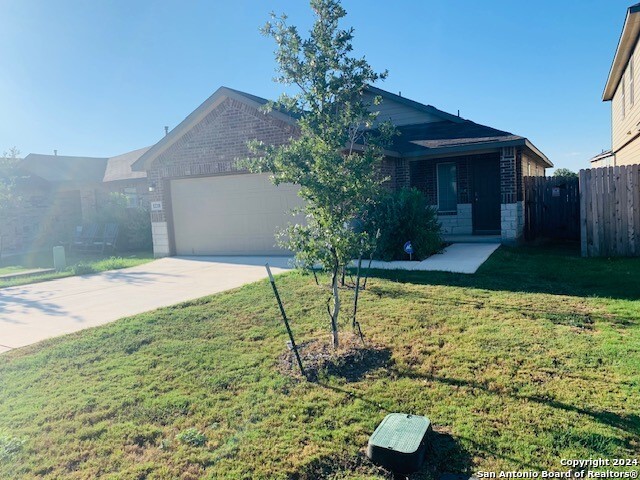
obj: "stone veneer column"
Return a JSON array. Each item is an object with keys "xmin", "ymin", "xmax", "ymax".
[
  {"xmin": 500, "ymin": 147, "xmax": 523, "ymax": 243},
  {"xmin": 148, "ymin": 170, "xmax": 171, "ymax": 258}
]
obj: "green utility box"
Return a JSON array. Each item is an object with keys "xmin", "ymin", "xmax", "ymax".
[{"xmin": 366, "ymin": 413, "xmax": 432, "ymax": 474}]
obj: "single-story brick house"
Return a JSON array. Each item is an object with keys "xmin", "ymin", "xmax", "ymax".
[
  {"xmin": 1, "ymin": 148, "xmax": 149, "ymax": 254},
  {"xmin": 132, "ymin": 86, "xmax": 551, "ymax": 257}
]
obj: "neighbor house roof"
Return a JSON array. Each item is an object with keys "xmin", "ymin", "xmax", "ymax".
[
  {"xmin": 103, "ymin": 146, "xmax": 151, "ymax": 182},
  {"xmin": 603, "ymin": 3, "xmax": 640, "ymax": 101},
  {"xmin": 21, "ymin": 147, "xmax": 150, "ymax": 185},
  {"xmin": 589, "ymin": 149, "xmax": 614, "ymax": 164},
  {"xmin": 20, "ymin": 154, "xmax": 108, "ymax": 183}
]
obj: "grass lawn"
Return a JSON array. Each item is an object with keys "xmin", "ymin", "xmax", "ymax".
[
  {"xmin": 0, "ymin": 244, "xmax": 638, "ymax": 479},
  {"xmin": 0, "ymin": 250, "xmax": 154, "ymax": 288},
  {"xmin": 0, "ymin": 265, "xmax": 32, "ymax": 276}
]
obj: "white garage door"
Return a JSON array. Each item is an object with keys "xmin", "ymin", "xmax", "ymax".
[{"xmin": 170, "ymin": 173, "xmax": 304, "ymax": 255}]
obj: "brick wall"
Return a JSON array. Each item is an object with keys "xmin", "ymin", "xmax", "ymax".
[{"xmin": 409, "ymin": 156, "xmax": 473, "ymax": 206}]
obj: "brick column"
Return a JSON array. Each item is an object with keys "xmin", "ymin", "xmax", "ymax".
[
  {"xmin": 500, "ymin": 147, "xmax": 523, "ymax": 243},
  {"xmin": 395, "ymin": 159, "xmax": 410, "ymax": 189}
]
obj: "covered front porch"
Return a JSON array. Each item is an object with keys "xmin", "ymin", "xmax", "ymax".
[
  {"xmin": 383, "ymin": 117, "xmax": 552, "ymax": 244},
  {"xmin": 401, "ymin": 146, "xmax": 531, "ymax": 244}
]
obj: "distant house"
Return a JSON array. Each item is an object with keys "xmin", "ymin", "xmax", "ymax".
[
  {"xmin": 1, "ymin": 148, "xmax": 149, "ymax": 255},
  {"xmin": 602, "ymin": 2, "xmax": 640, "ymax": 166},
  {"xmin": 589, "ymin": 149, "xmax": 615, "ymax": 168},
  {"xmin": 132, "ymin": 86, "xmax": 551, "ymax": 257}
]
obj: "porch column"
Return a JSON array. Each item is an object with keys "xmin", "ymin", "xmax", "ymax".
[
  {"xmin": 500, "ymin": 147, "xmax": 524, "ymax": 244},
  {"xmin": 148, "ymin": 169, "xmax": 171, "ymax": 258}
]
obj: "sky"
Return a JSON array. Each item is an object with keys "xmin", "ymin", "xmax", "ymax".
[{"xmin": 0, "ymin": 0, "xmax": 632, "ymax": 172}]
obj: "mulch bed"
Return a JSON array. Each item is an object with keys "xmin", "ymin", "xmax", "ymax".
[{"xmin": 278, "ymin": 332, "xmax": 393, "ymax": 382}]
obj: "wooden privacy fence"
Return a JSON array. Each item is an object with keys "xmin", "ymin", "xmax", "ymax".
[
  {"xmin": 524, "ymin": 176, "xmax": 580, "ymax": 241},
  {"xmin": 580, "ymin": 165, "xmax": 640, "ymax": 257}
]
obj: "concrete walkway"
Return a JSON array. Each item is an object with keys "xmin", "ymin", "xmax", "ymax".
[
  {"xmin": 363, "ymin": 243, "xmax": 500, "ymax": 274},
  {"xmin": 0, "ymin": 256, "xmax": 293, "ymax": 354}
]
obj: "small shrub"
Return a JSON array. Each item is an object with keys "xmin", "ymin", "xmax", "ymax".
[
  {"xmin": 366, "ymin": 188, "xmax": 442, "ymax": 261},
  {"xmin": 91, "ymin": 193, "xmax": 152, "ymax": 252},
  {"xmin": 176, "ymin": 428, "xmax": 207, "ymax": 447}
]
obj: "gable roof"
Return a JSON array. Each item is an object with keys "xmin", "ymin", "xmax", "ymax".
[
  {"xmin": 603, "ymin": 3, "xmax": 640, "ymax": 101},
  {"xmin": 132, "ymin": 86, "xmax": 298, "ymax": 172},
  {"xmin": 132, "ymin": 84, "xmax": 550, "ymax": 170}
]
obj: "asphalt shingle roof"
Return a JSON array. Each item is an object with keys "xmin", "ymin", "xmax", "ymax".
[
  {"xmin": 390, "ymin": 120, "xmax": 523, "ymax": 155},
  {"xmin": 20, "ymin": 154, "xmax": 108, "ymax": 183}
]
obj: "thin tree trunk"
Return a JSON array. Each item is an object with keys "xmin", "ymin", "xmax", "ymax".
[{"xmin": 330, "ymin": 253, "xmax": 340, "ymax": 349}]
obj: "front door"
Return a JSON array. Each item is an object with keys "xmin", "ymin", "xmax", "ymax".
[{"xmin": 471, "ymin": 156, "xmax": 501, "ymax": 234}]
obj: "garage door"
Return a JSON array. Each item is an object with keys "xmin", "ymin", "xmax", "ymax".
[{"xmin": 170, "ymin": 173, "xmax": 304, "ymax": 255}]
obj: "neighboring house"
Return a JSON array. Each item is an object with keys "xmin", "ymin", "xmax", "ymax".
[
  {"xmin": 602, "ymin": 2, "xmax": 640, "ymax": 166},
  {"xmin": 1, "ymin": 148, "xmax": 149, "ymax": 254},
  {"xmin": 589, "ymin": 149, "xmax": 615, "ymax": 168},
  {"xmin": 132, "ymin": 86, "xmax": 551, "ymax": 258}
]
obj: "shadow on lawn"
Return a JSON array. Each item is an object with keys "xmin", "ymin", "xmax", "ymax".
[
  {"xmin": 316, "ymin": 380, "xmax": 548, "ymax": 474},
  {"xmin": 364, "ymin": 244, "xmax": 640, "ymax": 301},
  {"xmin": 392, "ymin": 367, "xmax": 640, "ymax": 439}
]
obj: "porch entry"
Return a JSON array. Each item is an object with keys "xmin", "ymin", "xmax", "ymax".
[{"xmin": 471, "ymin": 156, "xmax": 501, "ymax": 235}]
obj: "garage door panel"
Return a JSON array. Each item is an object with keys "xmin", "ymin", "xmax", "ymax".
[{"xmin": 170, "ymin": 174, "xmax": 304, "ymax": 255}]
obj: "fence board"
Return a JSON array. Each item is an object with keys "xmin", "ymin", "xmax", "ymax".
[
  {"xmin": 580, "ymin": 164, "xmax": 640, "ymax": 257},
  {"xmin": 579, "ymin": 170, "xmax": 588, "ymax": 256}
]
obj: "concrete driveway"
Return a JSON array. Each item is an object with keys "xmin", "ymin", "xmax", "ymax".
[{"xmin": 0, "ymin": 256, "xmax": 293, "ymax": 354}]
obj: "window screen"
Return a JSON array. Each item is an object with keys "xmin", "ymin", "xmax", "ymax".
[{"xmin": 437, "ymin": 163, "xmax": 457, "ymax": 213}]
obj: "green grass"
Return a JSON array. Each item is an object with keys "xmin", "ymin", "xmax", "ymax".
[
  {"xmin": 0, "ymin": 244, "xmax": 638, "ymax": 479},
  {"xmin": 0, "ymin": 265, "xmax": 32, "ymax": 276},
  {"xmin": 0, "ymin": 251, "xmax": 154, "ymax": 288}
]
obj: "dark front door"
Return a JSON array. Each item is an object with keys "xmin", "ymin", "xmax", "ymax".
[{"xmin": 471, "ymin": 156, "xmax": 501, "ymax": 234}]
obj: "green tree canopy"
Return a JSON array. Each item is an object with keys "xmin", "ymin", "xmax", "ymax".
[{"xmin": 553, "ymin": 168, "xmax": 578, "ymax": 178}]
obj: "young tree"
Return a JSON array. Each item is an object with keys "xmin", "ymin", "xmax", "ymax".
[{"xmin": 248, "ymin": 0, "xmax": 394, "ymax": 348}]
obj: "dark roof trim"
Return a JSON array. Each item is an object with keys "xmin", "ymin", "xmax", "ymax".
[
  {"xmin": 132, "ymin": 86, "xmax": 297, "ymax": 172},
  {"xmin": 364, "ymin": 85, "xmax": 466, "ymax": 124},
  {"xmin": 400, "ymin": 137, "xmax": 553, "ymax": 167},
  {"xmin": 603, "ymin": 3, "xmax": 640, "ymax": 101}
]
